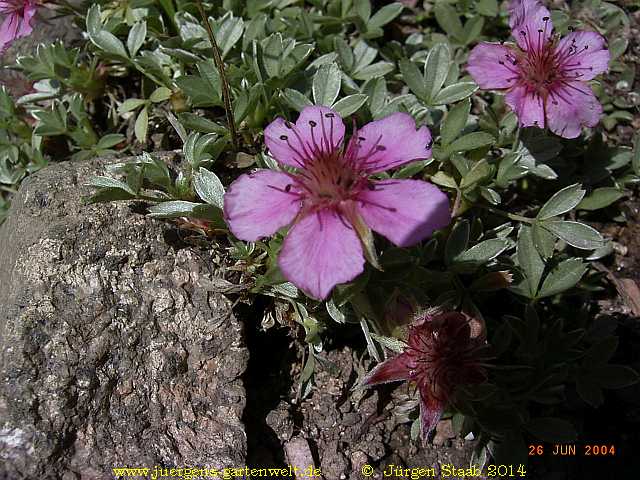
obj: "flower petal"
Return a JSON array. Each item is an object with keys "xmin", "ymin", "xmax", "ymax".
[
  {"xmin": 418, "ymin": 386, "xmax": 445, "ymax": 442},
  {"xmin": 467, "ymin": 43, "xmax": 521, "ymax": 90},
  {"xmin": 224, "ymin": 170, "xmax": 301, "ymax": 241},
  {"xmin": 347, "ymin": 112, "xmax": 432, "ymax": 173},
  {"xmin": 556, "ymin": 31, "xmax": 610, "ymax": 81},
  {"xmin": 546, "ymin": 81, "xmax": 602, "ymax": 138},
  {"xmin": 509, "ymin": 0, "xmax": 553, "ymax": 51},
  {"xmin": 0, "ymin": 1, "xmax": 35, "ymax": 51},
  {"xmin": 363, "ymin": 352, "xmax": 413, "ymax": 386},
  {"xmin": 278, "ymin": 208, "xmax": 364, "ymax": 300},
  {"xmin": 356, "ymin": 179, "xmax": 450, "ymax": 247},
  {"xmin": 505, "ymin": 84, "xmax": 546, "ymax": 128},
  {"xmin": 264, "ymin": 105, "xmax": 345, "ymax": 168}
]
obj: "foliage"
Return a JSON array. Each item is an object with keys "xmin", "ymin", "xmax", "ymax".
[{"xmin": 1, "ymin": 0, "xmax": 639, "ymax": 467}]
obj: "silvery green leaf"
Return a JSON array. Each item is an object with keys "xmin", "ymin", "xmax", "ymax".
[
  {"xmin": 454, "ymin": 239, "xmax": 510, "ymax": 269},
  {"xmin": 313, "ymin": 63, "xmax": 342, "ymax": 106},
  {"xmin": 538, "ymin": 258, "xmax": 586, "ymax": 298},
  {"xmin": 127, "ymin": 21, "xmax": 147, "ymax": 57},
  {"xmin": 147, "ymin": 201, "xmax": 202, "ymax": 218},
  {"xmin": 399, "ymin": 59, "xmax": 426, "ymax": 100},
  {"xmin": 432, "ymin": 82, "xmax": 478, "ymax": 105},
  {"xmin": 212, "ymin": 14, "xmax": 244, "ymax": 58},
  {"xmin": 445, "ymin": 219, "xmax": 470, "ymax": 265},
  {"xmin": 332, "ymin": 94, "xmax": 368, "ymax": 116},
  {"xmin": 134, "ymin": 106, "xmax": 148, "ymax": 143},
  {"xmin": 441, "ymin": 99, "xmax": 470, "ymax": 145},
  {"xmin": 352, "ymin": 61, "xmax": 394, "ymax": 81},
  {"xmin": 516, "ymin": 225, "xmax": 544, "ymax": 298},
  {"xmin": 537, "ymin": 184, "xmax": 585, "ymax": 220},
  {"xmin": 368, "ymin": 3, "xmax": 403, "ymax": 28},
  {"xmin": 369, "ymin": 332, "xmax": 407, "ymax": 353},
  {"xmin": 86, "ymin": 176, "xmax": 135, "ymax": 194},
  {"xmin": 434, "ymin": 3, "xmax": 464, "ymax": 40},
  {"xmin": 540, "ymin": 221, "xmax": 604, "ymax": 250},
  {"xmin": 193, "ymin": 167, "xmax": 225, "ymax": 208},
  {"xmin": 281, "ymin": 88, "xmax": 313, "ymax": 112},
  {"xmin": 424, "ymin": 43, "xmax": 450, "ymax": 102}
]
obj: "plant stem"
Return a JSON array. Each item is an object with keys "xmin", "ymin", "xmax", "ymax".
[
  {"xmin": 479, "ymin": 205, "xmax": 533, "ymax": 224},
  {"xmin": 195, "ymin": 0, "xmax": 239, "ymax": 151}
]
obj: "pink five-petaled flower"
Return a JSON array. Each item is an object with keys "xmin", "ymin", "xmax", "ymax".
[
  {"xmin": 364, "ymin": 310, "xmax": 488, "ymax": 442},
  {"xmin": 467, "ymin": 0, "xmax": 610, "ymax": 139},
  {"xmin": 223, "ymin": 106, "xmax": 451, "ymax": 300},
  {"xmin": 0, "ymin": 0, "xmax": 36, "ymax": 52}
]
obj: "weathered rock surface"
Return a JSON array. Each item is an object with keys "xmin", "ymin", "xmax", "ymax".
[{"xmin": 0, "ymin": 154, "xmax": 248, "ymax": 479}]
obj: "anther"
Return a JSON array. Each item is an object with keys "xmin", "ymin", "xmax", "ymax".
[
  {"xmin": 367, "ymin": 183, "xmax": 376, "ymax": 191},
  {"xmin": 358, "ymin": 136, "xmax": 366, "ymax": 141},
  {"xmin": 498, "ymin": 60, "xmax": 505, "ymax": 65},
  {"xmin": 280, "ymin": 135, "xmax": 288, "ymax": 140},
  {"xmin": 324, "ymin": 113, "xmax": 335, "ymax": 118},
  {"xmin": 376, "ymin": 145, "xmax": 386, "ymax": 151},
  {"xmin": 284, "ymin": 121, "xmax": 293, "ymax": 129},
  {"xmin": 520, "ymin": 30, "xmax": 526, "ymax": 36},
  {"xmin": 538, "ymin": 29, "xmax": 543, "ymax": 33},
  {"xmin": 543, "ymin": 16, "xmax": 549, "ymax": 21},
  {"xmin": 285, "ymin": 184, "xmax": 292, "ymax": 192},
  {"xmin": 309, "ymin": 120, "xmax": 317, "ymax": 127}
]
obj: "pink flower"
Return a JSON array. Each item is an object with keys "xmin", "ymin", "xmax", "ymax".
[
  {"xmin": 0, "ymin": 0, "xmax": 36, "ymax": 52},
  {"xmin": 467, "ymin": 0, "xmax": 610, "ymax": 138},
  {"xmin": 223, "ymin": 106, "xmax": 450, "ymax": 299},
  {"xmin": 364, "ymin": 310, "xmax": 488, "ymax": 441}
]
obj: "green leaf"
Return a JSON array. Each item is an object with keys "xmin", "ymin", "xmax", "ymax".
[
  {"xmin": 96, "ymin": 134, "xmax": 125, "ymax": 149},
  {"xmin": 540, "ymin": 221, "xmax": 604, "ymax": 250},
  {"xmin": 441, "ymin": 99, "xmax": 470, "ymax": 145},
  {"xmin": 454, "ymin": 239, "xmax": 509, "ymax": 269},
  {"xmin": 578, "ymin": 187, "xmax": 624, "ymax": 211},
  {"xmin": 134, "ymin": 106, "xmax": 149, "ymax": 143},
  {"xmin": 392, "ymin": 160, "xmax": 431, "ymax": 179},
  {"xmin": 86, "ymin": 176, "xmax": 135, "ymax": 195},
  {"xmin": 312, "ymin": 63, "xmax": 342, "ymax": 106},
  {"xmin": 147, "ymin": 201, "xmax": 203, "ymax": 218},
  {"xmin": 537, "ymin": 184, "xmax": 585, "ymax": 220},
  {"xmin": 399, "ymin": 59, "xmax": 426, "ymax": 100},
  {"xmin": 476, "ymin": 0, "xmax": 498, "ymax": 16},
  {"xmin": 525, "ymin": 418, "xmax": 577, "ymax": 443},
  {"xmin": 90, "ymin": 30, "xmax": 129, "ymax": 58},
  {"xmin": 352, "ymin": 62, "xmax": 394, "ymax": 80},
  {"xmin": 424, "ymin": 43, "xmax": 450, "ymax": 102},
  {"xmin": 332, "ymin": 94, "xmax": 368, "ymax": 116},
  {"xmin": 212, "ymin": 14, "xmax": 244, "ymax": 58},
  {"xmin": 593, "ymin": 365, "xmax": 640, "ymax": 389},
  {"xmin": 127, "ymin": 21, "xmax": 147, "ymax": 57},
  {"xmin": 445, "ymin": 219, "xmax": 470, "ymax": 265},
  {"xmin": 193, "ymin": 167, "xmax": 225, "ymax": 208},
  {"xmin": 118, "ymin": 98, "xmax": 148, "ymax": 115},
  {"xmin": 576, "ymin": 377, "xmax": 604, "ymax": 407},
  {"xmin": 432, "ymin": 82, "xmax": 478, "ymax": 105},
  {"xmin": 517, "ymin": 225, "xmax": 544, "ymax": 298},
  {"xmin": 462, "ymin": 16, "xmax": 484, "ymax": 45},
  {"xmin": 369, "ymin": 332, "xmax": 407, "ymax": 353},
  {"xmin": 460, "ymin": 159, "xmax": 492, "ymax": 189},
  {"xmin": 149, "ymin": 87, "xmax": 172, "ymax": 103},
  {"xmin": 632, "ymin": 133, "xmax": 640, "ymax": 176},
  {"xmin": 354, "ymin": 0, "xmax": 371, "ymax": 21},
  {"xmin": 538, "ymin": 258, "xmax": 586, "ymax": 298},
  {"xmin": 434, "ymin": 3, "xmax": 464, "ymax": 40},
  {"xmin": 334, "ymin": 37, "xmax": 354, "ymax": 72},
  {"xmin": 368, "ymin": 3, "xmax": 403, "ymax": 28},
  {"xmin": 449, "ymin": 132, "xmax": 494, "ymax": 153},
  {"xmin": 177, "ymin": 113, "xmax": 225, "ymax": 134},
  {"xmin": 281, "ymin": 88, "xmax": 313, "ymax": 112}
]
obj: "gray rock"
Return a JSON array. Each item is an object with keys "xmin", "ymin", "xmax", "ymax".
[{"xmin": 0, "ymin": 154, "xmax": 248, "ymax": 479}]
